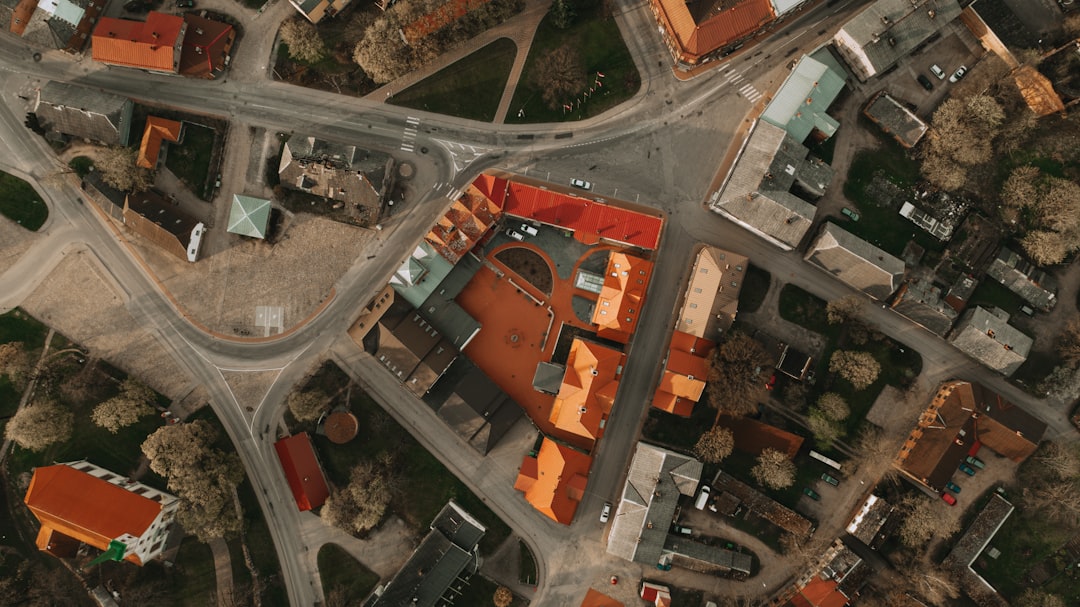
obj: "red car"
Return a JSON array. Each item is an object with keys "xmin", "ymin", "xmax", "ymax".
[{"xmin": 941, "ymin": 492, "xmax": 957, "ymax": 506}]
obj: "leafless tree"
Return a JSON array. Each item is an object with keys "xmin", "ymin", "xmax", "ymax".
[
  {"xmin": 4, "ymin": 399, "xmax": 73, "ymax": 452},
  {"xmin": 287, "ymin": 390, "xmax": 328, "ymax": 423},
  {"xmin": 530, "ymin": 44, "xmax": 587, "ymax": 110},
  {"xmin": 1056, "ymin": 318, "xmax": 1080, "ymax": 370},
  {"xmin": 1034, "ymin": 441, "xmax": 1080, "ymax": 481},
  {"xmin": 91, "ymin": 378, "xmax": 157, "ymax": 433},
  {"xmin": 829, "ymin": 350, "xmax": 880, "ymax": 391},
  {"xmin": 826, "ymin": 295, "xmax": 863, "ymax": 325},
  {"xmin": 706, "ymin": 332, "xmax": 770, "ymax": 420},
  {"xmin": 853, "ymin": 424, "xmax": 900, "ymax": 481},
  {"xmin": 0, "ymin": 341, "xmax": 30, "ymax": 388},
  {"xmin": 815, "ymin": 393, "xmax": 849, "ymax": 421},
  {"xmin": 1021, "ymin": 229, "xmax": 1070, "ymax": 265},
  {"xmin": 1040, "ymin": 364, "xmax": 1080, "ymax": 402},
  {"xmin": 692, "ymin": 426, "xmax": 734, "ymax": 464},
  {"xmin": 782, "ymin": 382, "xmax": 809, "ymax": 411},
  {"xmin": 751, "ymin": 448, "xmax": 796, "ymax": 490},
  {"xmin": 1015, "ymin": 589, "xmax": 1067, "ymax": 607},
  {"xmin": 279, "ymin": 18, "xmax": 327, "ymax": 64},
  {"xmin": 97, "ymin": 146, "xmax": 152, "ymax": 193},
  {"xmin": 1023, "ymin": 480, "xmax": 1080, "ymax": 526},
  {"xmin": 493, "ymin": 586, "xmax": 513, "ymax": 607},
  {"xmin": 897, "ymin": 494, "xmax": 959, "ymax": 548}
]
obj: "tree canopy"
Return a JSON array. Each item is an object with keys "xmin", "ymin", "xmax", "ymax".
[
  {"xmin": 287, "ymin": 390, "xmax": 328, "ymax": 423},
  {"xmin": 829, "ymin": 350, "xmax": 881, "ymax": 391},
  {"xmin": 321, "ymin": 460, "xmax": 393, "ymax": 535},
  {"xmin": 4, "ymin": 399, "xmax": 73, "ymax": 452},
  {"xmin": 279, "ymin": 18, "xmax": 328, "ymax": 64},
  {"xmin": 705, "ymin": 332, "xmax": 769, "ymax": 420},
  {"xmin": 751, "ymin": 448, "xmax": 796, "ymax": 490},
  {"xmin": 1000, "ymin": 167, "xmax": 1080, "ymax": 265},
  {"xmin": 91, "ymin": 378, "xmax": 157, "ymax": 433},
  {"xmin": 692, "ymin": 426, "xmax": 734, "ymax": 464}
]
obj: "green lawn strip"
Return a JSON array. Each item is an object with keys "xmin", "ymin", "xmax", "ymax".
[
  {"xmin": 738, "ymin": 265, "xmax": 771, "ymax": 314},
  {"xmin": 507, "ymin": 0, "xmax": 639, "ymax": 123},
  {"xmin": 312, "ymin": 388, "xmax": 511, "ymax": 555},
  {"xmin": 317, "ymin": 543, "xmax": 380, "ymax": 603},
  {"xmin": 236, "ymin": 479, "xmax": 289, "ymax": 607},
  {"xmin": 165, "ymin": 124, "xmax": 216, "ymax": 200},
  {"xmin": 227, "ymin": 538, "xmax": 252, "ymax": 590},
  {"xmin": 389, "ymin": 38, "xmax": 517, "ymax": 122},
  {"xmin": 0, "ymin": 171, "xmax": 48, "ymax": 231},
  {"xmin": 173, "ymin": 541, "xmax": 218, "ymax": 607},
  {"xmin": 518, "ymin": 540, "xmax": 537, "ymax": 585}
]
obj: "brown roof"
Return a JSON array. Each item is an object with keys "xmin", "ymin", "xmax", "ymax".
[
  {"xmin": 651, "ymin": 0, "xmax": 775, "ymax": 64},
  {"xmin": 323, "ymin": 411, "xmax": 358, "ymax": 444},
  {"xmin": 677, "ymin": 247, "xmax": 746, "ymax": 338},
  {"xmin": 592, "ymin": 252, "xmax": 653, "ymax": 344},
  {"xmin": 178, "ymin": 14, "xmax": 234, "ymax": 78}
]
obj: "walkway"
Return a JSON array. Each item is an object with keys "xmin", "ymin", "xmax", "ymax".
[{"xmin": 208, "ymin": 537, "xmax": 234, "ymax": 607}]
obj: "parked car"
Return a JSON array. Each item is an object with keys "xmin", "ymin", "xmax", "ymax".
[
  {"xmin": 695, "ymin": 485, "xmax": 711, "ymax": 510},
  {"xmin": 930, "ymin": 64, "xmax": 946, "ymax": 79},
  {"xmin": 841, "ymin": 207, "xmax": 860, "ymax": 221},
  {"xmin": 942, "ymin": 492, "xmax": 957, "ymax": 505},
  {"xmin": 803, "ymin": 487, "xmax": 821, "ymax": 501},
  {"xmin": 959, "ymin": 463, "xmax": 977, "ymax": 476},
  {"xmin": 945, "ymin": 481, "xmax": 962, "ymax": 493},
  {"xmin": 965, "ymin": 456, "xmax": 985, "ymax": 469},
  {"xmin": 505, "ymin": 228, "xmax": 524, "ymax": 241},
  {"xmin": 600, "ymin": 502, "xmax": 611, "ymax": 523},
  {"xmin": 821, "ymin": 473, "xmax": 840, "ymax": 486},
  {"xmin": 570, "ymin": 178, "xmax": 592, "ymax": 191},
  {"xmin": 917, "ymin": 74, "xmax": 934, "ymax": 91},
  {"xmin": 176, "ymin": 0, "xmax": 194, "ymax": 7},
  {"xmin": 672, "ymin": 524, "xmax": 693, "ymax": 535},
  {"xmin": 949, "ymin": 66, "xmax": 968, "ymax": 83},
  {"xmin": 519, "ymin": 223, "xmax": 539, "ymax": 237}
]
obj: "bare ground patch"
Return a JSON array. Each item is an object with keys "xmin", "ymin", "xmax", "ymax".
[{"xmin": 494, "ymin": 246, "xmax": 552, "ymax": 296}]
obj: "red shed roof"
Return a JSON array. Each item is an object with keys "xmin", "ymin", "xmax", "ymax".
[
  {"xmin": 652, "ymin": 0, "xmax": 775, "ymax": 64},
  {"xmin": 274, "ymin": 433, "xmax": 329, "ymax": 511}
]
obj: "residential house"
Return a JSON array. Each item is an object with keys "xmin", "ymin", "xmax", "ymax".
[
  {"xmin": 761, "ymin": 54, "xmax": 847, "ymax": 143},
  {"xmin": 273, "ymin": 432, "xmax": 329, "ymax": 511},
  {"xmin": 24, "ymin": 460, "xmax": 179, "ymax": 566},
  {"xmin": 895, "ymin": 380, "xmax": 1046, "ymax": 491},
  {"xmin": 640, "ymin": 581, "xmax": 673, "ymax": 606},
  {"xmin": 862, "ymin": 91, "xmax": 928, "ymax": 148},
  {"xmin": 278, "ymin": 137, "xmax": 392, "ymax": 216},
  {"xmin": 123, "ymin": 190, "xmax": 205, "ymax": 262},
  {"xmin": 425, "ymin": 188, "xmax": 500, "ymax": 264},
  {"xmin": 984, "ymin": 247, "xmax": 1057, "ymax": 312},
  {"xmin": 137, "ymin": 116, "xmax": 183, "ymax": 169},
  {"xmin": 607, "ymin": 442, "xmax": 702, "ymax": 565},
  {"xmin": 713, "ymin": 470, "xmax": 813, "ymax": 537},
  {"xmin": 289, "ymin": 0, "xmax": 352, "ymax": 24},
  {"xmin": 592, "ymin": 252, "xmax": 652, "ymax": 344},
  {"xmin": 845, "ymin": 494, "xmax": 893, "ymax": 549},
  {"xmin": 580, "ymin": 589, "xmax": 624, "ymax": 607},
  {"xmin": 892, "ymin": 270, "xmax": 958, "ymax": 337},
  {"xmin": 941, "ymin": 493, "xmax": 1014, "ymax": 607},
  {"xmin": 805, "ymin": 222, "xmax": 905, "ymax": 301},
  {"xmin": 33, "ymin": 81, "xmax": 133, "ymax": 146},
  {"xmin": 716, "ymin": 414, "xmax": 805, "ymax": 458},
  {"xmin": 662, "ymin": 535, "xmax": 753, "ymax": 576},
  {"xmin": 369, "ymin": 501, "xmax": 486, "ymax": 607},
  {"xmin": 514, "ymin": 437, "xmax": 592, "ymax": 525},
  {"xmin": 437, "ymin": 365, "xmax": 524, "ymax": 454},
  {"xmin": 549, "ymin": 338, "xmax": 624, "ymax": 450},
  {"xmin": 833, "ymin": 0, "xmax": 963, "ymax": 81},
  {"xmin": 92, "ymin": 12, "xmax": 187, "ymax": 74},
  {"xmin": 178, "ymin": 13, "xmax": 236, "ymax": 79},
  {"xmin": 647, "ymin": 0, "xmax": 777, "ymax": 68},
  {"xmin": 711, "ymin": 121, "xmax": 831, "ymax": 250},
  {"xmin": 948, "ymin": 306, "xmax": 1032, "ymax": 375},
  {"xmin": 652, "ymin": 331, "xmax": 713, "ymax": 417},
  {"xmin": 676, "ymin": 246, "xmax": 746, "ymax": 339},
  {"xmin": 785, "ymin": 576, "xmax": 850, "ymax": 607},
  {"xmin": 8, "ymin": 0, "xmax": 106, "ymax": 53},
  {"xmin": 227, "ymin": 195, "xmax": 272, "ymax": 240}
]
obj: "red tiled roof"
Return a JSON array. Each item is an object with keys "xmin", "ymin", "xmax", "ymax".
[
  {"xmin": 92, "ymin": 12, "xmax": 184, "ymax": 72},
  {"xmin": 789, "ymin": 577, "xmax": 848, "ymax": 607},
  {"xmin": 580, "ymin": 588, "xmax": 624, "ymax": 607},
  {"xmin": 651, "ymin": 332, "xmax": 712, "ymax": 417},
  {"xmin": 470, "ymin": 174, "xmax": 508, "ymax": 208},
  {"xmin": 514, "ymin": 438, "xmax": 591, "ymax": 524},
  {"xmin": 10, "ymin": 0, "xmax": 35, "ymax": 36},
  {"xmin": 549, "ymin": 339, "xmax": 624, "ymax": 446},
  {"xmin": 592, "ymin": 252, "xmax": 653, "ymax": 343},
  {"xmin": 274, "ymin": 433, "xmax": 329, "ymax": 511},
  {"xmin": 179, "ymin": 14, "xmax": 234, "ymax": 78},
  {"xmin": 24, "ymin": 464, "xmax": 163, "ymax": 565},
  {"xmin": 651, "ymin": 0, "xmax": 775, "ymax": 64},
  {"xmin": 426, "ymin": 192, "xmax": 501, "ymax": 263},
  {"xmin": 500, "ymin": 181, "xmax": 663, "ymax": 250},
  {"xmin": 137, "ymin": 116, "xmax": 182, "ymax": 169},
  {"xmin": 669, "ymin": 330, "xmax": 715, "ymax": 356},
  {"xmin": 651, "ymin": 389, "xmax": 695, "ymax": 417}
]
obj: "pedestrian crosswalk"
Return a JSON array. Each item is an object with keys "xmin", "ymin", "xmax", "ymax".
[
  {"xmin": 722, "ymin": 69, "xmax": 763, "ymax": 103},
  {"xmin": 432, "ymin": 182, "xmax": 463, "ymax": 201},
  {"xmin": 400, "ymin": 116, "xmax": 420, "ymax": 152}
]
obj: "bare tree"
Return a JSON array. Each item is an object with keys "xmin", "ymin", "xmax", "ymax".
[
  {"xmin": 898, "ymin": 494, "xmax": 960, "ymax": 548},
  {"xmin": 287, "ymin": 390, "xmax": 328, "ymax": 423},
  {"xmin": 1056, "ymin": 317, "xmax": 1080, "ymax": 369},
  {"xmin": 751, "ymin": 448, "xmax": 796, "ymax": 490},
  {"xmin": 0, "ymin": 341, "xmax": 30, "ymax": 387},
  {"xmin": 91, "ymin": 378, "xmax": 157, "ymax": 433},
  {"xmin": 322, "ymin": 460, "xmax": 393, "ymax": 535},
  {"xmin": 1023, "ymin": 481, "xmax": 1080, "ymax": 526},
  {"xmin": 706, "ymin": 332, "xmax": 770, "ymax": 420},
  {"xmin": 493, "ymin": 586, "xmax": 513, "ymax": 607},
  {"xmin": 853, "ymin": 424, "xmax": 899, "ymax": 480},
  {"xmin": 826, "ymin": 295, "xmax": 863, "ymax": 325},
  {"xmin": 1034, "ymin": 442, "xmax": 1080, "ymax": 481},
  {"xmin": 829, "ymin": 350, "xmax": 881, "ymax": 391},
  {"xmin": 692, "ymin": 426, "xmax": 734, "ymax": 464},
  {"xmin": 782, "ymin": 383, "xmax": 809, "ymax": 411},
  {"xmin": 4, "ymin": 399, "xmax": 73, "ymax": 452},
  {"xmin": 1040, "ymin": 364, "xmax": 1080, "ymax": 402},
  {"xmin": 97, "ymin": 146, "xmax": 152, "ymax": 193},
  {"xmin": 815, "ymin": 393, "xmax": 849, "ymax": 421},
  {"xmin": 530, "ymin": 44, "xmax": 586, "ymax": 110},
  {"xmin": 548, "ymin": 0, "xmax": 575, "ymax": 29},
  {"xmin": 279, "ymin": 18, "xmax": 327, "ymax": 64},
  {"xmin": 921, "ymin": 94, "xmax": 1005, "ymax": 190},
  {"xmin": 1015, "ymin": 589, "xmax": 1067, "ymax": 607}
]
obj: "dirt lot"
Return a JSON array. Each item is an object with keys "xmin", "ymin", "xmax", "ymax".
[{"xmin": 129, "ymin": 213, "xmax": 376, "ymax": 335}]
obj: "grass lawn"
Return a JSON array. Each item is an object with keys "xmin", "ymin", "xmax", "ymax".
[
  {"xmin": 971, "ymin": 511, "xmax": 1079, "ymax": 603},
  {"xmin": 507, "ymin": 0, "xmax": 639, "ymax": 123},
  {"xmin": 968, "ymin": 279, "xmax": 1028, "ymax": 316},
  {"xmin": 173, "ymin": 541, "xmax": 218, "ymax": 607},
  {"xmin": 641, "ymin": 400, "xmax": 714, "ymax": 451},
  {"xmin": 0, "ymin": 308, "xmax": 48, "ymax": 349},
  {"xmin": 738, "ymin": 264, "xmax": 771, "ymax": 314},
  {"xmin": 389, "ymin": 38, "xmax": 517, "ymax": 122},
  {"xmin": 777, "ymin": 284, "xmax": 834, "ymax": 336},
  {"xmin": 0, "ymin": 171, "xmax": 48, "ymax": 230},
  {"xmin": 834, "ymin": 205, "xmax": 946, "ymax": 258},
  {"xmin": 519, "ymin": 540, "xmax": 537, "ymax": 585},
  {"xmin": 839, "ymin": 142, "xmax": 931, "ymax": 257},
  {"xmin": 236, "ymin": 480, "xmax": 289, "ymax": 607},
  {"xmin": 165, "ymin": 124, "xmax": 216, "ymax": 200},
  {"xmin": 317, "ymin": 543, "xmax": 380, "ymax": 604}
]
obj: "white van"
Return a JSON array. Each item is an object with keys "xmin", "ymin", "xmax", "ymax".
[
  {"xmin": 694, "ymin": 485, "xmax": 711, "ymax": 510},
  {"xmin": 520, "ymin": 223, "xmax": 539, "ymax": 237}
]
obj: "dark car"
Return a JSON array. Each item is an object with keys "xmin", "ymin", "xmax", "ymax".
[
  {"xmin": 959, "ymin": 463, "xmax": 977, "ymax": 476},
  {"xmin": 821, "ymin": 473, "xmax": 840, "ymax": 486},
  {"xmin": 965, "ymin": 456, "xmax": 985, "ymax": 469},
  {"xmin": 803, "ymin": 487, "xmax": 821, "ymax": 501},
  {"xmin": 917, "ymin": 74, "xmax": 934, "ymax": 91},
  {"xmin": 945, "ymin": 481, "xmax": 962, "ymax": 493},
  {"xmin": 177, "ymin": 0, "xmax": 194, "ymax": 7}
]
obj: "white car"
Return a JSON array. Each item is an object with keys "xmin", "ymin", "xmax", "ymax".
[
  {"xmin": 570, "ymin": 178, "xmax": 592, "ymax": 191},
  {"xmin": 949, "ymin": 65, "xmax": 967, "ymax": 83},
  {"xmin": 600, "ymin": 502, "xmax": 611, "ymax": 523},
  {"xmin": 930, "ymin": 64, "xmax": 946, "ymax": 80},
  {"xmin": 520, "ymin": 223, "xmax": 539, "ymax": 237},
  {"xmin": 505, "ymin": 228, "xmax": 524, "ymax": 241}
]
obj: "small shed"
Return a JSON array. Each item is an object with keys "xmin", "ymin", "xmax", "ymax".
[
  {"xmin": 228, "ymin": 194, "xmax": 272, "ymax": 239},
  {"xmin": 273, "ymin": 433, "xmax": 329, "ymax": 511}
]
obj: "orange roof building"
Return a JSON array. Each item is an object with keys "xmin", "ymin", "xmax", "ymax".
[
  {"xmin": 137, "ymin": 116, "xmax": 183, "ymax": 169},
  {"xmin": 24, "ymin": 461, "xmax": 179, "ymax": 566},
  {"xmin": 580, "ymin": 588, "xmax": 624, "ymax": 607},
  {"xmin": 92, "ymin": 12, "xmax": 187, "ymax": 73},
  {"xmin": 649, "ymin": 0, "xmax": 776, "ymax": 67},
  {"xmin": 549, "ymin": 338, "xmax": 624, "ymax": 449},
  {"xmin": 786, "ymin": 576, "xmax": 849, "ymax": 607},
  {"xmin": 592, "ymin": 252, "xmax": 653, "ymax": 344},
  {"xmin": 514, "ymin": 438, "xmax": 592, "ymax": 525},
  {"xmin": 425, "ymin": 187, "xmax": 501, "ymax": 263},
  {"xmin": 274, "ymin": 433, "xmax": 330, "ymax": 511},
  {"xmin": 652, "ymin": 331, "xmax": 714, "ymax": 417}
]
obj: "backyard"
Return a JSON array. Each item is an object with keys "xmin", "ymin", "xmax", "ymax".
[
  {"xmin": 164, "ymin": 123, "xmax": 217, "ymax": 200},
  {"xmin": 971, "ymin": 509, "xmax": 1080, "ymax": 604},
  {"xmin": 0, "ymin": 170, "xmax": 48, "ymax": 231},
  {"xmin": 317, "ymin": 543, "xmax": 379, "ymax": 604},
  {"xmin": 738, "ymin": 264, "xmax": 771, "ymax": 314}
]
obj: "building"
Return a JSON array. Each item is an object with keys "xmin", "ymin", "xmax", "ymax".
[
  {"xmin": 592, "ymin": 252, "xmax": 653, "ymax": 344},
  {"xmin": 713, "ymin": 470, "xmax": 813, "ymax": 537},
  {"xmin": 677, "ymin": 246, "xmax": 746, "ymax": 339},
  {"xmin": 948, "ymin": 306, "xmax": 1032, "ymax": 376},
  {"xmin": 785, "ymin": 575, "xmax": 849, "ymax": 607},
  {"xmin": 514, "ymin": 437, "xmax": 592, "ymax": 525},
  {"xmin": 369, "ymin": 500, "xmax": 485, "ymax": 607},
  {"xmin": 941, "ymin": 493, "xmax": 1014, "ymax": 606},
  {"xmin": 891, "ymin": 270, "xmax": 958, "ymax": 337},
  {"xmin": 273, "ymin": 433, "xmax": 329, "ymax": 511},
  {"xmin": 662, "ymin": 535, "xmax": 753, "ymax": 576},
  {"xmin": 8, "ymin": 0, "xmax": 106, "ymax": 53},
  {"xmin": 278, "ymin": 137, "xmax": 391, "ymax": 215},
  {"xmin": 761, "ymin": 54, "xmax": 847, "ymax": 143},
  {"xmin": 895, "ymin": 381, "xmax": 1046, "ymax": 491},
  {"xmin": 227, "ymin": 195, "xmax": 272, "ymax": 239},
  {"xmin": 711, "ymin": 121, "xmax": 831, "ymax": 250},
  {"xmin": 33, "ymin": 82, "xmax": 133, "ymax": 146},
  {"xmin": 640, "ymin": 581, "xmax": 672, "ymax": 606},
  {"xmin": 24, "ymin": 461, "xmax": 179, "ymax": 566},
  {"xmin": 862, "ymin": 91, "xmax": 928, "ymax": 148},
  {"xmin": 984, "ymin": 247, "xmax": 1057, "ymax": 312},
  {"xmin": 845, "ymin": 494, "xmax": 893, "ymax": 549},
  {"xmin": 289, "ymin": 0, "xmax": 352, "ymax": 24},
  {"xmin": 437, "ymin": 366, "xmax": 524, "ymax": 454},
  {"xmin": 178, "ymin": 13, "xmax": 235, "ymax": 79},
  {"xmin": 805, "ymin": 223, "xmax": 905, "ymax": 301},
  {"xmin": 549, "ymin": 338, "xmax": 624, "ymax": 449},
  {"xmin": 580, "ymin": 588, "xmax": 624, "ymax": 607},
  {"xmin": 607, "ymin": 442, "xmax": 702, "ymax": 565},
  {"xmin": 425, "ymin": 189, "xmax": 500, "ymax": 264},
  {"xmin": 648, "ymin": 0, "xmax": 777, "ymax": 68},
  {"xmin": 652, "ymin": 331, "xmax": 713, "ymax": 417},
  {"xmin": 137, "ymin": 117, "xmax": 183, "ymax": 169},
  {"xmin": 899, "ymin": 201, "xmax": 956, "ymax": 240},
  {"xmin": 123, "ymin": 190, "xmax": 205, "ymax": 262},
  {"xmin": 92, "ymin": 12, "xmax": 187, "ymax": 73},
  {"xmin": 833, "ymin": 0, "xmax": 963, "ymax": 81}
]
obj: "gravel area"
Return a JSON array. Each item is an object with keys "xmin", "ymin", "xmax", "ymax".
[
  {"xmin": 0, "ymin": 216, "xmax": 39, "ymax": 275},
  {"xmin": 19, "ymin": 250, "xmax": 192, "ymax": 398},
  {"xmin": 129, "ymin": 214, "xmax": 376, "ymax": 335},
  {"xmin": 220, "ymin": 369, "xmax": 282, "ymax": 416}
]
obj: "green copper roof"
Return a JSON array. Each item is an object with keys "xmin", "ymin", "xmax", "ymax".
[{"xmin": 228, "ymin": 195, "xmax": 272, "ymax": 239}]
